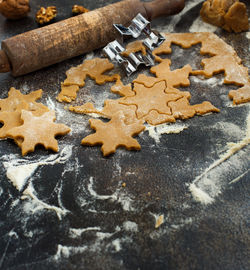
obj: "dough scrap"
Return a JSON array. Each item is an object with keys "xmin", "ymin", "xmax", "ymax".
[
  {"xmin": 81, "ymin": 111, "xmax": 145, "ymax": 156},
  {"xmin": 57, "ymin": 84, "xmax": 80, "ymax": 103},
  {"xmin": 200, "ymin": 0, "xmax": 249, "ymax": 33},
  {"xmin": 110, "ymin": 77, "xmax": 134, "ymax": 97},
  {"xmin": 7, "ymin": 110, "xmax": 71, "ymax": 156},
  {"xmin": 70, "ymin": 99, "xmax": 137, "ymax": 125},
  {"xmin": 57, "ymin": 58, "xmax": 120, "ymax": 103},
  {"xmin": 136, "ymin": 59, "xmax": 192, "ymax": 89},
  {"xmin": 153, "ymin": 32, "xmax": 250, "ymax": 104},
  {"xmin": 122, "ymin": 40, "xmax": 147, "ymax": 57},
  {"xmin": 169, "ymin": 98, "xmax": 220, "ymax": 119}
]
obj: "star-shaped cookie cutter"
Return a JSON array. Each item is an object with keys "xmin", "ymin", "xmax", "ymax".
[{"xmin": 103, "ymin": 13, "xmax": 165, "ymax": 76}]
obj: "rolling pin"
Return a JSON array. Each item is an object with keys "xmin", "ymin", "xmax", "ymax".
[{"xmin": 0, "ymin": 0, "xmax": 185, "ymax": 76}]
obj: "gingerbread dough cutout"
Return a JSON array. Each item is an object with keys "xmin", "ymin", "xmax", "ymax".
[
  {"xmin": 0, "ymin": 87, "xmax": 48, "ymax": 113},
  {"xmin": 81, "ymin": 111, "xmax": 145, "ymax": 156},
  {"xmin": 64, "ymin": 32, "xmax": 248, "ymax": 156},
  {"xmin": 0, "ymin": 88, "xmax": 49, "ymax": 139},
  {"xmin": 120, "ymin": 81, "xmax": 182, "ymax": 118},
  {"xmin": 57, "ymin": 58, "xmax": 120, "ymax": 103},
  {"xmin": 153, "ymin": 32, "xmax": 250, "ymax": 104},
  {"xmin": 7, "ymin": 110, "xmax": 71, "ymax": 155}
]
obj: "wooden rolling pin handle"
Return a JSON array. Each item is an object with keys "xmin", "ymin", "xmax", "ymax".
[
  {"xmin": 144, "ymin": 0, "xmax": 185, "ymax": 20},
  {"xmin": 0, "ymin": 50, "xmax": 11, "ymax": 72}
]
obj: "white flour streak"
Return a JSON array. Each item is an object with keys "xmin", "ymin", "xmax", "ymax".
[
  {"xmin": 229, "ymin": 168, "xmax": 250, "ymax": 185},
  {"xmin": 111, "ymin": 239, "xmax": 122, "ymax": 252},
  {"xmin": 189, "ymin": 17, "xmax": 218, "ymax": 33},
  {"xmin": 21, "ymin": 183, "xmax": 68, "ymax": 220},
  {"xmin": 69, "ymin": 227, "xmax": 101, "ymax": 238},
  {"xmin": 2, "ymin": 145, "xmax": 73, "ymax": 191},
  {"xmin": 191, "ymin": 75, "xmax": 224, "ymax": 87},
  {"xmin": 145, "ymin": 123, "xmax": 188, "ymax": 143},
  {"xmin": 246, "ymin": 32, "xmax": 250, "ymax": 39},
  {"xmin": 88, "ymin": 177, "xmax": 135, "ymax": 211},
  {"xmin": 54, "ymin": 244, "xmax": 87, "ymax": 260},
  {"xmin": 123, "ymin": 221, "xmax": 138, "ymax": 232},
  {"xmin": 189, "ymin": 112, "xmax": 250, "ymax": 204}
]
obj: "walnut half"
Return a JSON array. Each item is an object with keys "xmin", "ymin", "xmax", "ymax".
[
  {"xmin": 36, "ymin": 6, "xmax": 57, "ymax": 25},
  {"xmin": 0, "ymin": 0, "xmax": 30, "ymax": 20}
]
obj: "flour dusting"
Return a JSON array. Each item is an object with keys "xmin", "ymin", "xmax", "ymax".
[
  {"xmin": 189, "ymin": 17, "xmax": 218, "ymax": 33},
  {"xmin": 2, "ymin": 145, "xmax": 73, "ymax": 192},
  {"xmin": 145, "ymin": 123, "xmax": 188, "ymax": 143},
  {"xmin": 189, "ymin": 111, "xmax": 250, "ymax": 204},
  {"xmin": 88, "ymin": 177, "xmax": 135, "ymax": 211}
]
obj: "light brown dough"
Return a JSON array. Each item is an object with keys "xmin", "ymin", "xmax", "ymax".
[
  {"xmin": 57, "ymin": 58, "xmax": 120, "ymax": 103},
  {"xmin": 81, "ymin": 111, "xmax": 145, "ymax": 156},
  {"xmin": 122, "ymin": 40, "xmax": 147, "ymax": 57},
  {"xmin": 57, "ymin": 84, "xmax": 80, "ymax": 103},
  {"xmin": 7, "ymin": 110, "xmax": 71, "ymax": 156},
  {"xmin": 200, "ymin": 0, "xmax": 249, "ymax": 33},
  {"xmin": 120, "ymin": 81, "xmax": 181, "ymax": 118},
  {"xmin": 153, "ymin": 32, "xmax": 250, "ymax": 104}
]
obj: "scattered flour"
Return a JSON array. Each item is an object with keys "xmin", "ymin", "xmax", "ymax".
[
  {"xmin": 189, "ymin": 111, "xmax": 250, "ymax": 204},
  {"xmin": 54, "ymin": 244, "xmax": 87, "ymax": 260},
  {"xmin": 189, "ymin": 16, "xmax": 218, "ymax": 33},
  {"xmin": 145, "ymin": 123, "xmax": 188, "ymax": 143},
  {"xmin": 111, "ymin": 239, "xmax": 122, "ymax": 252},
  {"xmin": 2, "ymin": 145, "xmax": 73, "ymax": 192},
  {"xmin": 246, "ymin": 32, "xmax": 250, "ymax": 39},
  {"xmin": 87, "ymin": 176, "xmax": 135, "ymax": 211},
  {"xmin": 191, "ymin": 75, "xmax": 224, "ymax": 87},
  {"xmin": 122, "ymin": 221, "xmax": 138, "ymax": 232},
  {"xmin": 69, "ymin": 227, "xmax": 101, "ymax": 238}
]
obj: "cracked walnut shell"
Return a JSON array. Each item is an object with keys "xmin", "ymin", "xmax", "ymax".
[
  {"xmin": 0, "ymin": 0, "xmax": 30, "ymax": 20},
  {"xmin": 36, "ymin": 6, "xmax": 57, "ymax": 25}
]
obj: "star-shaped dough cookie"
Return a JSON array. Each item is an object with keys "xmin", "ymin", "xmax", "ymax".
[
  {"xmin": 81, "ymin": 111, "xmax": 145, "ymax": 156},
  {"xmin": 120, "ymin": 81, "xmax": 182, "ymax": 119},
  {"xmin": 0, "ymin": 87, "xmax": 46, "ymax": 112},
  {"xmin": 7, "ymin": 110, "xmax": 71, "ymax": 155}
]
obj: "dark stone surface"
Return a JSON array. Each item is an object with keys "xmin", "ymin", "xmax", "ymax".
[{"xmin": 0, "ymin": 1, "xmax": 249, "ymax": 270}]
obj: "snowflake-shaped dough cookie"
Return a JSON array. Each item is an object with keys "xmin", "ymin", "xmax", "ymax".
[
  {"xmin": 120, "ymin": 81, "xmax": 182, "ymax": 118},
  {"xmin": 7, "ymin": 110, "xmax": 71, "ymax": 155},
  {"xmin": 81, "ymin": 111, "xmax": 145, "ymax": 156}
]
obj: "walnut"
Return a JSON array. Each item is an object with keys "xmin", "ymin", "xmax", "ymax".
[
  {"xmin": 72, "ymin": 5, "xmax": 89, "ymax": 15},
  {"xmin": 36, "ymin": 6, "xmax": 57, "ymax": 25},
  {"xmin": 0, "ymin": 0, "xmax": 30, "ymax": 20}
]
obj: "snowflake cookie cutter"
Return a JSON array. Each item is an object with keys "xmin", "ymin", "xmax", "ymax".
[{"xmin": 103, "ymin": 13, "xmax": 165, "ymax": 76}]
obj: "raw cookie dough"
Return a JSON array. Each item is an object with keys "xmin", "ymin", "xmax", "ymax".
[
  {"xmin": 7, "ymin": 110, "xmax": 71, "ymax": 156},
  {"xmin": 0, "ymin": 88, "xmax": 49, "ymax": 139},
  {"xmin": 0, "ymin": 87, "xmax": 48, "ymax": 113},
  {"xmin": 65, "ymin": 32, "xmax": 249, "ymax": 156},
  {"xmin": 153, "ymin": 32, "xmax": 250, "ymax": 104},
  {"xmin": 121, "ymin": 40, "xmax": 147, "ymax": 57},
  {"xmin": 81, "ymin": 111, "xmax": 145, "ymax": 156},
  {"xmin": 57, "ymin": 58, "xmax": 120, "ymax": 102},
  {"xmin": 200, "ymin": 0, "xmax": 249, "ymax": 33}
]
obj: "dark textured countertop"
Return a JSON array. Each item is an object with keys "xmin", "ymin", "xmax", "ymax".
[{"xmin": 0, "ymin": 1, "xmax": 249, "ymax": 269}]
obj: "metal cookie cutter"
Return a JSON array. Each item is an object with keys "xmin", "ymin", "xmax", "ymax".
[{"xmin": 103, "ymin": 13, "xmax": 165, "ymax": 76}]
